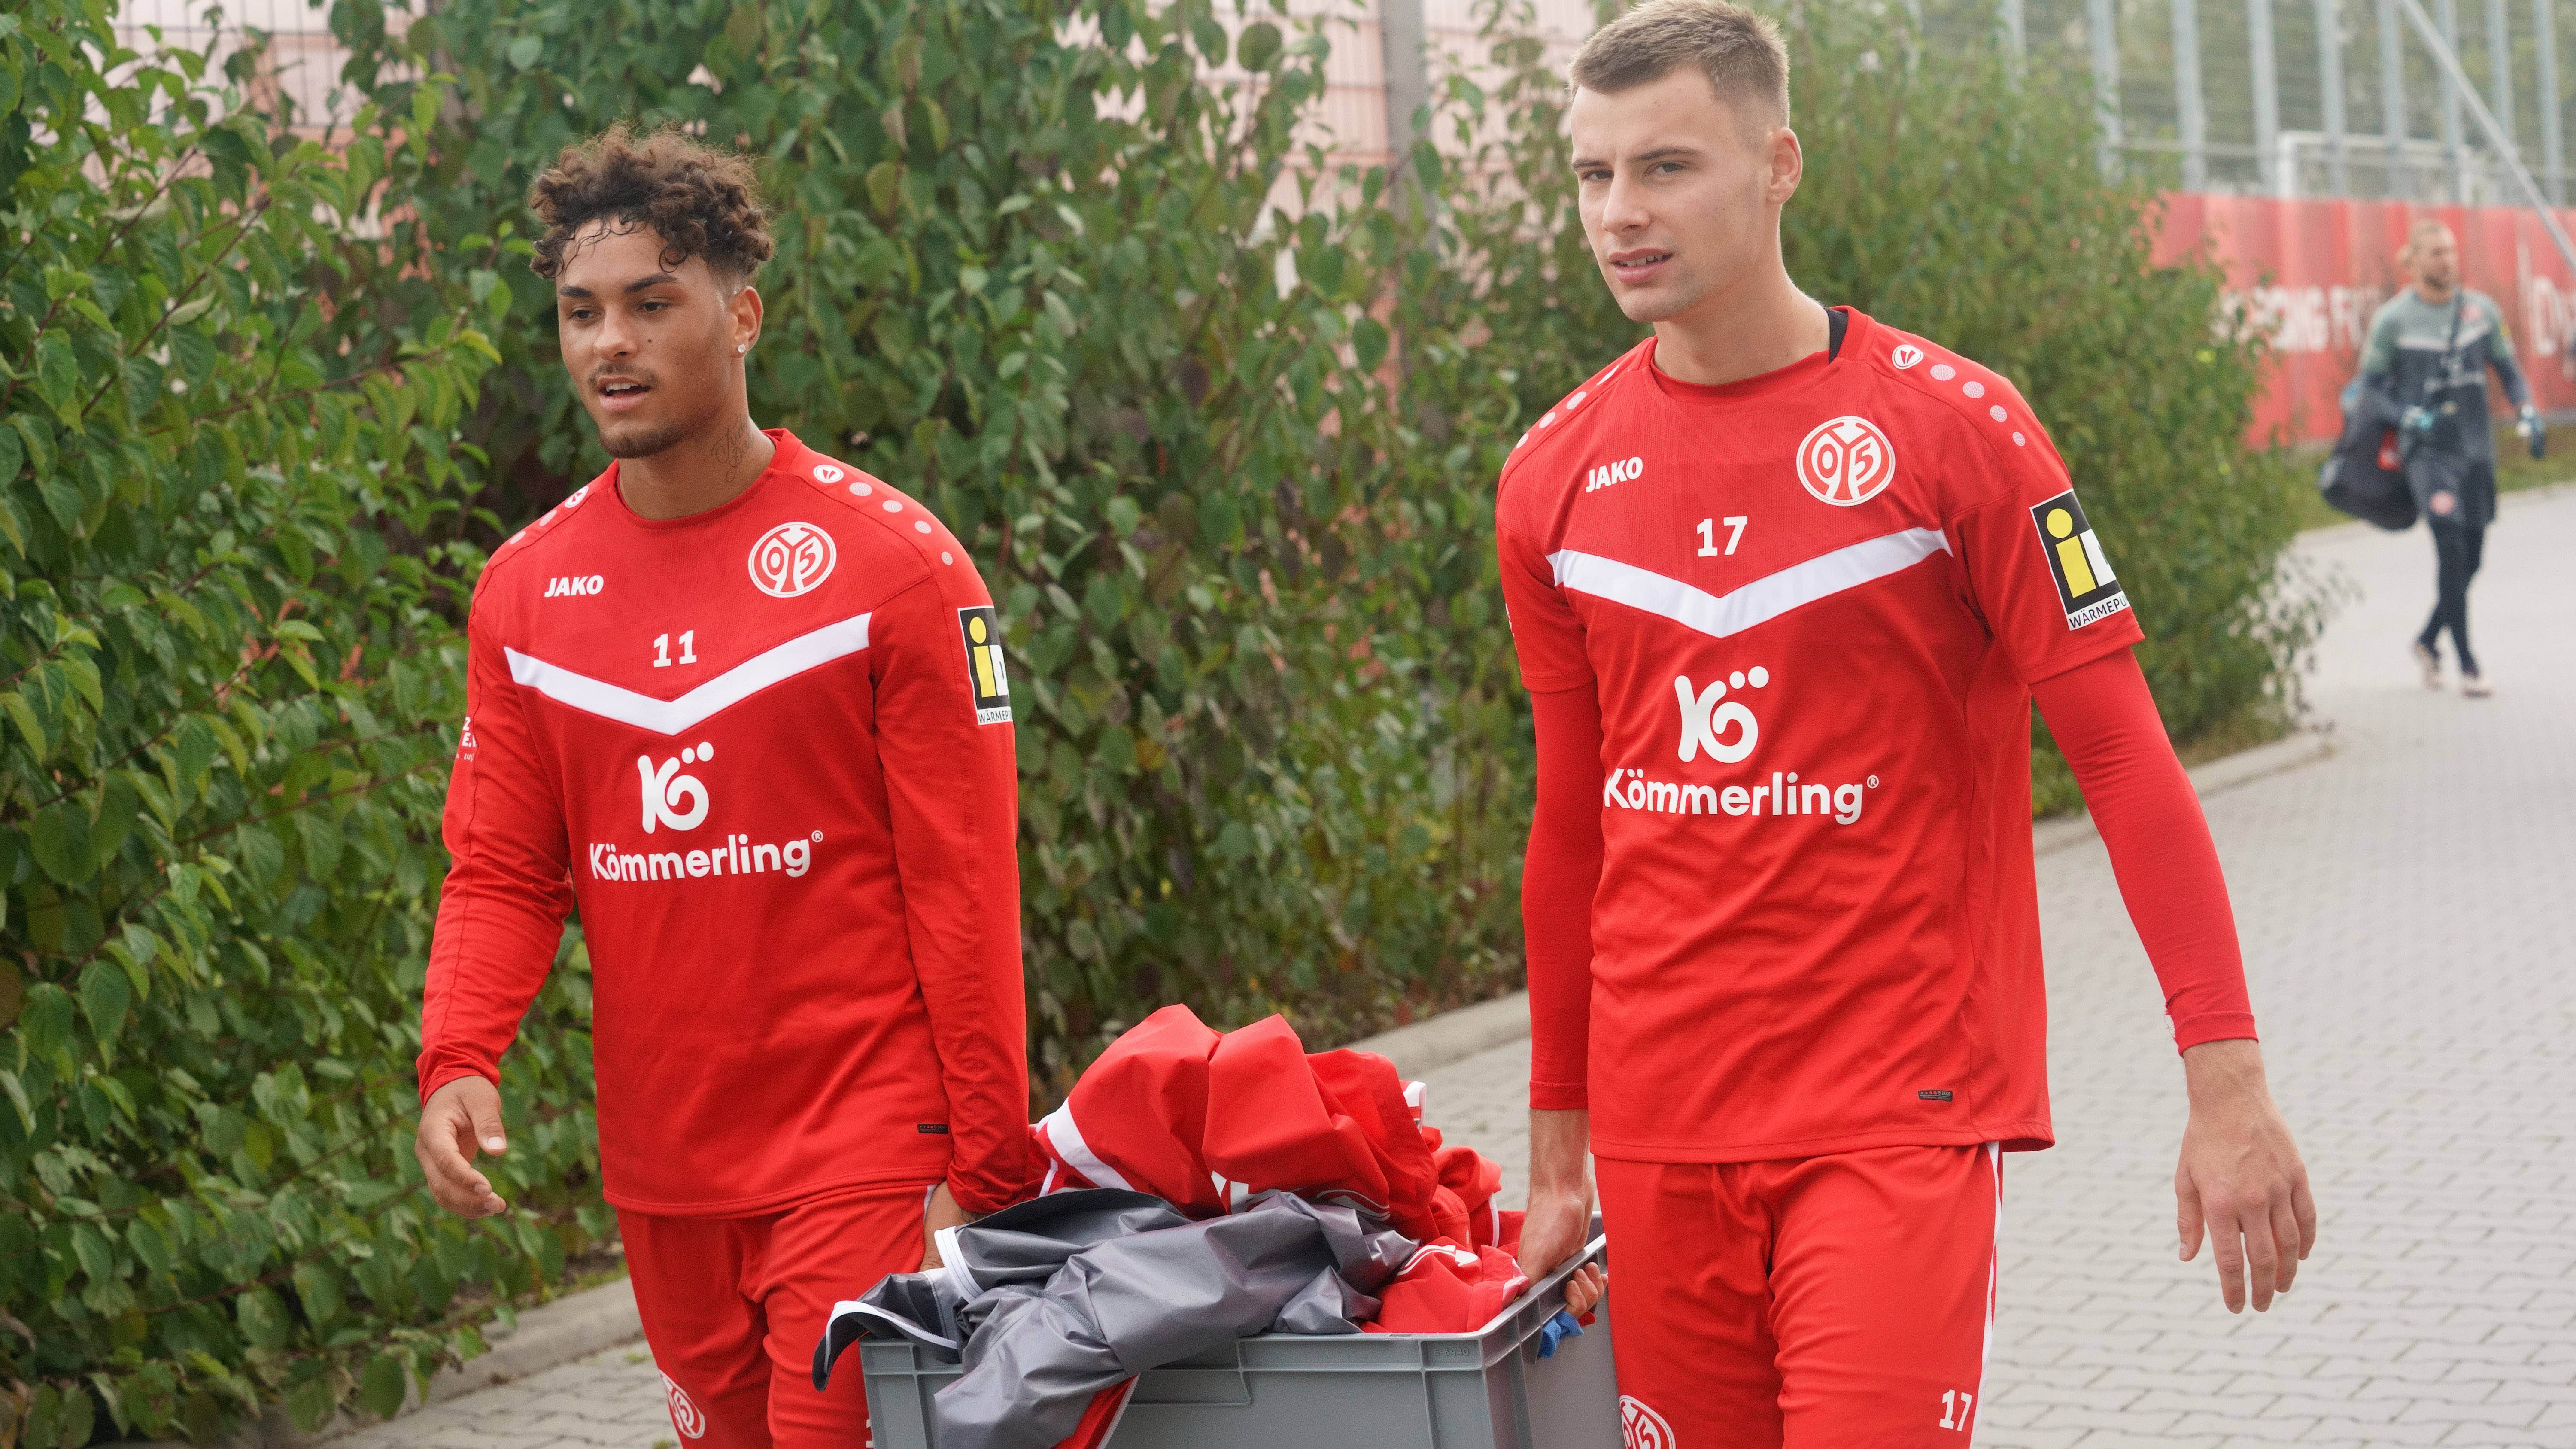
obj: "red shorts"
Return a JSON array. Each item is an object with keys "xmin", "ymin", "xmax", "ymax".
[
  {"xmin": 1597, "ymin": 1145, "xmax": 2002, "ymax": 1449},
  {"xmin": 620, "ymin": 1181, "xmax": 933, "ymax": 1449}
]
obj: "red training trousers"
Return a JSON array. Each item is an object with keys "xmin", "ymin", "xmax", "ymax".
[
  {"xmin": 1597, "ymin": 1145, "xmax": 2002, "ymax": 1449},
  {"xmin": 619, "ymin": 1181, "xmax": 931, "ymax": 1448}
]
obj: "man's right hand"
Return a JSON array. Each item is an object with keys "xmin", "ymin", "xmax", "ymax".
[
  {"xmin": 1517, "ymin": 1108, "xmax": 1606, "ymax": 1316},
  {"xmin": 415, "ymin": 1075, "xmax": 511, "ymax": 1217}
]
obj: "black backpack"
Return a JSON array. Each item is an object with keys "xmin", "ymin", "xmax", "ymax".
[{"xmin": 2317, "ymin": 399, "xmax": 2417, "ymax": 531}]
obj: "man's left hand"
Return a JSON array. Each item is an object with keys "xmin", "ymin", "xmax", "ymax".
[
  {"xmin": 2175, "ymin": 1039, "xmax": 2317, "ymax": 1314},
  {"xmin": 920, "ymin": 1182, "xmax": 973, "ymax": 1271}
]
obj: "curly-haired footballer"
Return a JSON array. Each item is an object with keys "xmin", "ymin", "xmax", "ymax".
[{"xmin": 411, "ymin": 124, "xmax": 1029, "ymax": 1449}]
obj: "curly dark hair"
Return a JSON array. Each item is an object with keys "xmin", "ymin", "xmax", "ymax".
[{"xmin": 528, "ymin": 123, "xmax": 775, "ymax": 284}]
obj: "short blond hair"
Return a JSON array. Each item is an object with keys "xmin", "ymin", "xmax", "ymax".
[
  {"xmin": 1569, "ymin": 0, "xmax": 1791, "ymax": 134},
  {"xmin": 2397, "ymin": 216, "xmax": 2454, "ymax": 269}
]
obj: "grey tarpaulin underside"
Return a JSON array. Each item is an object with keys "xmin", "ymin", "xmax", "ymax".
[{"xmin": 813, "ymin": 1187, "xmax": 1417, "ymax": 1449}]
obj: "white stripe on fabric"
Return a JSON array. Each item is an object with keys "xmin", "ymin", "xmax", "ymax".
[
  {"xmin": 504, "ymin": 613, "xmax": 872, "ymax": 735},
  {"xmin": 1980, "ymin": 1139, "xmax": 2002, "ymax": 1432},
  {"xmin": 840, "ymin": 1299, "xmax": 958, "ymax": 1351},
  {"xmin": 935, "ymin": 1225, "xmax": 983, "ymax": 1307},
  {"xmin": 1038, "ymin": 1160, "xmax": 1061, "ymax": 1196},
  {"xmin": 1548, "ymin": 529, "xmax": 1950, "ymax": 640},
  {"xmin": 1038, "ymin": 1101, "xmax": 1133, "ymax": 1191}
]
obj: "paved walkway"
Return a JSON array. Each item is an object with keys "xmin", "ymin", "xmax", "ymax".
[{"xmin": 337, "ymin": 489, "xmax": 2576, "ymax": 1446}]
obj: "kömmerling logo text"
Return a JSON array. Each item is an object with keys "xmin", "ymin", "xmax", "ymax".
[{"xmin": 595, "ymin": 738, "xmax": 821, "ymax": 881}]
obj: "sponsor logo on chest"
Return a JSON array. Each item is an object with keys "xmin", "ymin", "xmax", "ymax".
[
  {"xmin": 1601, "ymin": 663, "xmax": 1882, "ymax": 826},
  {"xmin": 583, "ymin": 736, "xmax": 827, "ymax": 886},
  {"xmin": 542, "ymin": 574, "xmax": 605, "ymax": 598}
]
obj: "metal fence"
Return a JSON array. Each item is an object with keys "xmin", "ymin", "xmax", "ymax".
[
  {"xmin": 120, "ymin": 0, "xmax": 2574, "ymax": 205},
  {"xmin": 1919, "ymin": 0, "xmax": 2576, "ymax": 201}
]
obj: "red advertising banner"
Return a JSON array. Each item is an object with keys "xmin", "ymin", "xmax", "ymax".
[{"xmin": 2152, "ymin": 193, "xmax": 2576, "ymax": 444}]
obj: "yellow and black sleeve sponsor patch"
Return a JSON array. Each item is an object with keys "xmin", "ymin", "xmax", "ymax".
[
  {"xmin": 2028, "ymin": 490, "xmax": 2131, "ymax": 629},
  {"xmin": 957, "ymin": 606, "xmax": 1013, "ymax": 725}
]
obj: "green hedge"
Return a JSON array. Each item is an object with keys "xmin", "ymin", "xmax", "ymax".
[
  {"xmin": 0, "ymin": 6, "xmax": 595, "ymax": 1442},
  {"xmin": 0, "ymin": 0, "xmax": 2320, "ymax": 1441}
]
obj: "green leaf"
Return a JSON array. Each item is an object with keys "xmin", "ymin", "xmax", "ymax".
[
  {"xmin": 1191, "ymin": 14, "xmax": 1229, "ymax": 64},
  {"xmin": 1238, "ymin": 22, "xmax": 1283, "ymax": 72},
  {"xmin": 0, "ymin": 1069, "xmax": 31, "ymax": 1133},
  {"xmin": 1352, "ymin": 316, "xmax": 1390, "ymax": 374},
  {"xmin": 237, "ymin": 1288, "xmax": 290, "ymax": 1351},
  {"xmin": 296, "ymin": 808, "xmax": 343, "ymax": 881},
  {"xmin": 3, "ymin": 691, "xmax": 48, "ymax": 758},
  {"xmin": 506, "ymin": 34, "xmax": 542, "ymax": 70},
  {"xmin": 70, "ymin": 1222, "xmax": 117, "ymax": 1285},
  {"xmin": 292, "ymin": 1261, "xmax": 346, "ymax": 1329},
  {"xmin": 78, "ymin": 960, "xmax": 132, "ymax": 1046},
  {"xmin": 29, "ymin": 801, "xmax": 94, "ymax": 884},
  {"xmin": 359, "ymin": 1352, "xmax": 407, "ymax": 1419},
  {"xmin": 864, "ymin": 161, "xmax": 902, "ymax": 219},
  {"xmin": 19, "ymin": 984, "xmax": 75, "ymax": 1077},
  {"xmin": 284, "ymin": 1376, "xmax": 337, "ymax": 1434},
  {"xmin": 33, "ymin": 334, "xmax": 80, "ymax": 426},
  {"xmin": 7, "ymin": 414, "xmax": 50, "ymax": 478}
]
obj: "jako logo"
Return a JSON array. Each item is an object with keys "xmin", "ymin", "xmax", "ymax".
[
  {"xmin": 1795, "ymin": 415, "xmax": 1897, "ymax": 506},
  {"xmin": 748, "ymin": 521, "xmax": 837, "ymax": 598},
  {"xmin": 543, "ymin": 574, "xmax": 604, "ymax": 598},
  {"xmin": 1674, "ymin": 666, "xmax": 1768, "ymax": 763},
  {"xmin": 1620, "ymin": 1395, "xmax": 1675, "ymax": 1449},
  {"xmin": 638, "ymin": 743, "xmax": 713, "ymax": 833},
  {"xmin": 1584, "ymin": 456, "xmax": 1644, "ymax": 492}
]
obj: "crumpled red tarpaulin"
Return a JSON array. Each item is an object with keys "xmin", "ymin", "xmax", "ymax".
[
  {"xmin": 1024, "ymin": 1005, "xmax": 1529, "ymax": 1325},
  {"xmin": 1011, "ymin": 1006, "xmax": 1534, "ymax": 1449}
]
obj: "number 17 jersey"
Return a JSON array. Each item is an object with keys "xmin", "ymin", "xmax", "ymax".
[{"xmin": 1496, "ymin": 310, "xmax": 2145, "ymax": 1164}]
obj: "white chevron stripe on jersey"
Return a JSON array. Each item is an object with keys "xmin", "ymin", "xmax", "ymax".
[
  {"xmin": 504, "ymin": 612, "xmax": 872, "ymax": 734},
  {"xmin": 1548, "ymin": 528, "xmax": 1950, "ymax": 639}
]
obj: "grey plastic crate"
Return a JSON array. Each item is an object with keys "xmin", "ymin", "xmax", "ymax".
[{"xmin": 860, "ymin": 1228, "xmax": 1615, "ymax": 1449}]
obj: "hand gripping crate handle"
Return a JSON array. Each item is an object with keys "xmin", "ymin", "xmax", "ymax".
[{"xmin": 1503, "ymin": 1229, "xmax": 1608, "ymax": 1360}]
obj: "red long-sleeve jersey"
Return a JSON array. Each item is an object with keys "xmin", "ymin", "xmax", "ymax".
[
  {"xmin": 419, "ymin": 430, "xmax": 1029, "ymax": 1215},
  {"xmin": 1498, "ymin": 312, "xmax": 2257, "ymax": 1163}
]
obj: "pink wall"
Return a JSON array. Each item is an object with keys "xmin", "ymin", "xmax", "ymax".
[{"xmin": 2155, "ymin": 194, "xmax": 2576, "ymax": 444}]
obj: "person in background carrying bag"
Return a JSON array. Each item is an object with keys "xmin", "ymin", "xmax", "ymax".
[{"xmin": 2358, "ymin": 218, "xmax": 2543, "ymax": 698}]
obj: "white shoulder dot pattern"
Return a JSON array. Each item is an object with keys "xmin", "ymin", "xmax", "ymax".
[
  {"xmin": 1930, "ymin": 363, "xmax": 1956, "ymax": 381},
  {"xmin": 914, "ymin": 520, "xmax": 932, "ymax": 535},
  {"xmin": 1963, "ymin": 380, "xmax": 1986, "ymax": 398},
  {"xmin": 881, "ymin": 499, "xmax": 902, "ymax": 513},
  {"xmin": 941, "ymin": 550, "xmax": 955, "ymax": 565},
  {"xmin": 1989, "ymin": 405, "xmax": 2008, "ymax": 422},
  {"xmin": 2012, "ymin": 431, "xmax": 2027, "ymax": 446},
  {"xmin": 848, "ymin": 480, "xmax": 873, "ymax": 497}
]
